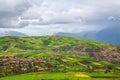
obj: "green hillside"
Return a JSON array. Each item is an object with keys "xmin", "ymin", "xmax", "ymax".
[
  {"xmin": 0, "ymin": 36, "xmax": 120, "ymax": 61},
  {"xmin": 0, "ymin": 36, "xmax": 120, "ymax": 79},
  {"xmin": 0, "ymin": 36, "xmax": 119, "ymax": 57}
]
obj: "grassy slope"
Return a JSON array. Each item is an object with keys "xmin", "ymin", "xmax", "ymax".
[
  {"xmin": 0, "ymin": 36, "xmax": 119, "ymax": 70},
  {"xmin": 0, "ymin": 36, "xmax": 119, "ymax": 63},
  {"xmin": 0, "ymin": 36, "xmax": 120, "ymax": 79},
  {"xmin": 0, "ymin": 72, "xmax": 120, "ymax": 80},
  {"xmin": 0, "ymin": 36, "xmax": 117, "ymax": 57}
]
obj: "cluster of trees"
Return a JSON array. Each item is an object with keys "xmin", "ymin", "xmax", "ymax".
[
  {"xmin": 0, "ymin": 55, "xmax": 120, "ymax": 77},
  {"xmin": 0, "ymin": 57, "xmax": 47, "ymax": 77}
]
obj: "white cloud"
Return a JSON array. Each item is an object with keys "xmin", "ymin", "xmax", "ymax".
[
  {"xmin": 1, "ymin": 0, "xmax": 120, "ymax": 35},
  {"xmin": 0, "ymin": 0, "xmax": 31, "ymax": 28}
]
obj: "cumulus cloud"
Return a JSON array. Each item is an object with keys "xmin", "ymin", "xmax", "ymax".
[
  {"xmin": 0, "ymin": 0, "xmax": 120, "ymax": 35},
  {"xmin": 19, "ymin": 0, "xmax": 120, "ymax": 27},
  {"xmin": 0, "ymin": 0, "xmax": 31, "ymax": 28},
  {"xmin": 21, "ymin": 0, "xmax": 95, "ymax": 25}
]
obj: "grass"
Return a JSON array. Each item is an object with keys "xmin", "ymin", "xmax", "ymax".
[
  {"xmin": 0, "ymin": 36, "xmax": 120, "ymax": 80},
  {"xmin": 0, "ymin": 72, "xmax": 120, "ymax": 80}
]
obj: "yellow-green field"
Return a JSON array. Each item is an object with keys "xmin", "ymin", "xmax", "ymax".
[{"xmin": 0, "ymin": 72, "xmax": 120, "ymax": 80}]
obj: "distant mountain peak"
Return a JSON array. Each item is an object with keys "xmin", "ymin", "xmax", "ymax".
[
  {"xmin": 55, "ymin": 26, "xmax": 120, "ymax": 44},
  {"xmin": 0, "ymin": 31, "xmax": 27, "ymax": 36}
]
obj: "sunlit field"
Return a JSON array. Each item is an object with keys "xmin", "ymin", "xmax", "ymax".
[{"xmin": 0, "ymin": 72, "xmax": 120, "ymax": 80}]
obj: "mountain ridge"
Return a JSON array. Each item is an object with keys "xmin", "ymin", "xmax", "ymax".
[
  {"xmin": 55, "ymin": 26, "xmax": 120, "ymax": 44},
  {"xmin": 0, "ymin": 31, "xmax": 27, "ymax": 36}
]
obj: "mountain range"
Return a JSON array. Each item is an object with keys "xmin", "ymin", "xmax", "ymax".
[
  {"xmin": 55, "ymin": 26, "xmax": 120, "ymax": 44},
  {"xmin": 0, "ymin": 31, "xmax": 27, "ymax": 36}
]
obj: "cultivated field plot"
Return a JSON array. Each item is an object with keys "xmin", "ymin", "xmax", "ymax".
[{"xmin": 0, "ymin": 72, "xmax": 120, "ymax": 80}]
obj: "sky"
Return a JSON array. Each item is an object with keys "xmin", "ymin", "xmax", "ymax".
[{"xmin": 0, "ymin": 0, "xmax": 120, "ymax": 36}]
